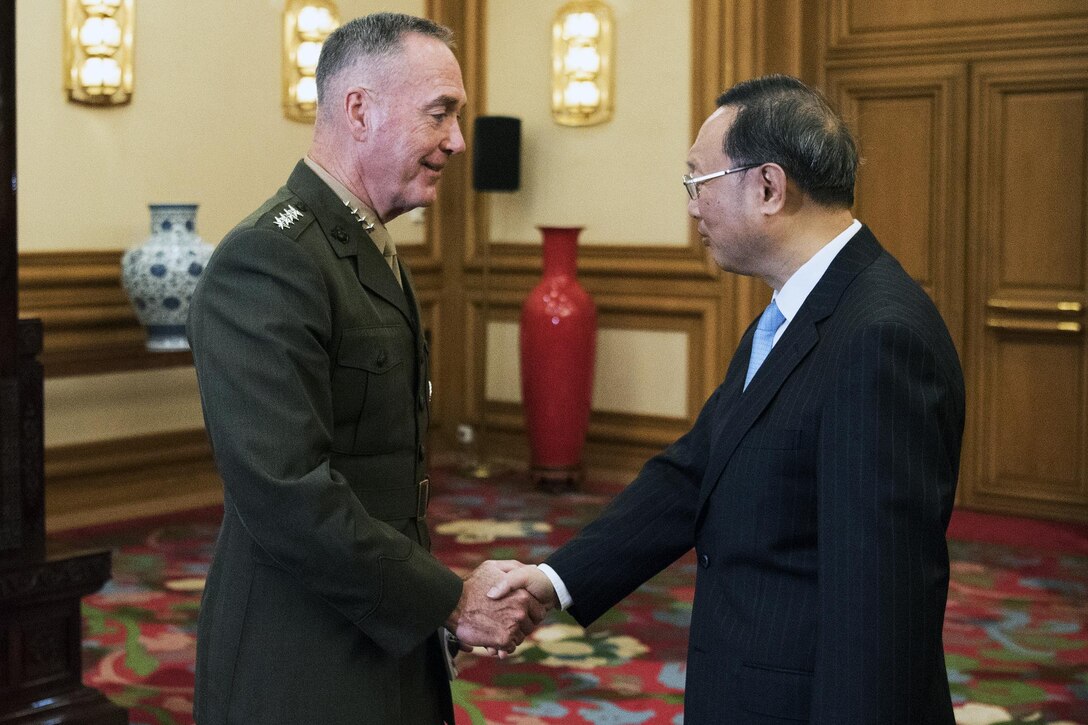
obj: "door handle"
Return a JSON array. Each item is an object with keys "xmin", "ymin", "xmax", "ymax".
[{"xmin": 986, "ymin": 317, "xmax": 1082, "ymax": 334}]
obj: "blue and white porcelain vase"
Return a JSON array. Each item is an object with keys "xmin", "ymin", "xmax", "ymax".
[{"xmin": 121, "ymin": 204, "xmax": 214, "ymax": 351}]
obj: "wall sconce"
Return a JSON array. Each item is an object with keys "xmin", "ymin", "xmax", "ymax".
[
  {"xmin": 283, "ymin": 0, "xmax": 340, "ymax": 123},
  {"xmin": 551, "ymin": 1, "xmax": 614, "ymax": 127},
  {"xmin": 63, "ymin": 0, "xmax": 134, "ymax": 105}
]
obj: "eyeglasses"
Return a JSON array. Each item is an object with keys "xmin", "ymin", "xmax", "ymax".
[{"xmin": 682, "ymin": 164, "xmax": 761, "ymax": 200}]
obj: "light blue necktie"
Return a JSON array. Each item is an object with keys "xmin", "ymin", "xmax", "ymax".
[{"xmin": 744, "ymin": 299, "xmax": 786, "ymax": 390}]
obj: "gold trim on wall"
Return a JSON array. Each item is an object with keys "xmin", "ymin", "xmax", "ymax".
[
  {"xmin": 460, "ymin": 283, "xmax": 722, "ymax": 456},
  {"xmin": 826, "ymin": 0, "xmax": 1088, "ymax": 59},
  {"xmin": 18, "ymin": 250, "xmax": 191, "ymax": 377}
]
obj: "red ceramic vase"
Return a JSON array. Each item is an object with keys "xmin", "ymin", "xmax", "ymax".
[{"xmin": 520, "ymin": 226, "xmax": 598, "ymax": 488}]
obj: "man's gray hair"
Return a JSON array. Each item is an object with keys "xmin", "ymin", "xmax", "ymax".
[{"xmin": 315, "ymin": 12, "xmax": 454, "ymax": 104}]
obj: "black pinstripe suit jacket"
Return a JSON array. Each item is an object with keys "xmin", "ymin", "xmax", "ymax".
[{"xmin": 545, "ymin": 226, "xmax": 965, "ymax": 724}]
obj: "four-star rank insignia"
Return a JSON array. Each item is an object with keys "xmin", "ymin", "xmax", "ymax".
[
  {"xmin": 344, "ymin": 199, "xmax": 376, "ymax": 232},
  {"xmin": 273, "ymin": 204, "xmax": 304, "ymax": 230}
]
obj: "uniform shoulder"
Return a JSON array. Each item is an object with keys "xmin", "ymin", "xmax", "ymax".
[{"xmin": 231, "ymin": 188, "xmax": 316, "ymax": 242}]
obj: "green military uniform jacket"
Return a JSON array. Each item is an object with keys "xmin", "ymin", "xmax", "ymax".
[{"xmin": 188, "ymin": 161, "xmax": 462, "ymax": 724}]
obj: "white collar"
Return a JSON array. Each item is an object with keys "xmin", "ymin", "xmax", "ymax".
[{"xmin": 770, "ymin": 219, "xmax": 861, "ymax": 342}]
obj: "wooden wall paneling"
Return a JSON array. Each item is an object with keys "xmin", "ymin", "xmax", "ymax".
[
  {"xmin": 428, "ymin": 0, "xmax": 748, "ymax": 473},
  {"xmin": 825, "ymin": 63, "xmax": 968, "ymax": 352},
  {"xmin": 965, "ymin": 55, "xmax": 1088, "ymax": 522},
  {"xmin": 758, "ymin": 0, "xmax": 804, "ymax": 76},
  {"xmin": 469, "ymin": 241, "xmax": 720, "ymax": 280},
  {"xmin": 461, "ymin": 283, "xmax": 720, "ymax": 471},
  {"xmin": 589, "ymin": 291, "xmax": 721, "ymax": 424},
  {"xmin": 424, "ymin": 0, "xmax": 477, "ymax": 456},
  {"xmin": 18, "ymin": 250, "xmax": 191, "ymax": 377},
  {"xmin": 826, "ymin": 0, "xmax": 1088, "ymax": 59},
  {"xmin": 44, "ymin": 428, "xmax": 220, "ymax": 532},
  {"xmin": 457, "ymin": 285, "xmax": 519, "ymax": 470},
  {"xmin": 701, "ymin": 0, "xmax": 813, "ymax": 352},
  {"xmin": 430, "ymin": 0, "xmax": 888, "ymax": 477}
]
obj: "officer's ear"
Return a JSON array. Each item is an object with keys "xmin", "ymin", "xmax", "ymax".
[{"xmin": 344, "ymin": 86, "xmax": 374, "ymax": 141}]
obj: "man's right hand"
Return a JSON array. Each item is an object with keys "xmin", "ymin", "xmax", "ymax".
[
  {"xmin": 486, "ymin": 563, "xmax": 559, "ymax": 611},
  {"xmin": 446, "ymin": 560, "xmax": 546, "ymax": 653}
]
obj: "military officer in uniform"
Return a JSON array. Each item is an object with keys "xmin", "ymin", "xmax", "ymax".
[{"xmin": 187, "ymin": 13, "xmax": 543, "ymax": 725}]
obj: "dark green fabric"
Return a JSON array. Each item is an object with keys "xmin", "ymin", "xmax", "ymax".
[{"xmin": 188, "ymin": 161, "xmax": 462, "ymax": 724}]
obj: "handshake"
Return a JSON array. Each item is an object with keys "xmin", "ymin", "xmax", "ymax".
[{"xmin": 444, "ymin": 560, "xmax": 558, "ymax": 655}]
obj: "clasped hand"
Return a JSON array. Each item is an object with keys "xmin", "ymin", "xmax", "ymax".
[{"xmin": 446, "ymin": 560, "xmax": 558, "ymax": 655}]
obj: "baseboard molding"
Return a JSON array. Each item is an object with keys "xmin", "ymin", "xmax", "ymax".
[
  {"xmin": 45, "ymin": 428, "xmax": 222, "ymax": 532},
  {"xmin": 42, "ymin": 424, "xmax": 644, "ymax": 534}
]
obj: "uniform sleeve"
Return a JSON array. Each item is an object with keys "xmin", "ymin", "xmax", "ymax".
[
  {"xmin": 187, "ymin": 228, "xmax": 462, "ymax": 657},
  {"xmin": 812, "ymin": 320, "xmax": 962, "ymax": 722}
]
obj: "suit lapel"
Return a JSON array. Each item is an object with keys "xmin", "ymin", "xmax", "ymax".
[
  {"xmin": 285, "ymin": 161, "xmax": 413, "ymax": 325},
  {"xmin": 697, "ymin": 227, "xmax": 884, "ymax": 519}
]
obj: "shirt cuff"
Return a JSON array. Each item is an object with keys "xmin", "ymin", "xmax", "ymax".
[{"xmin": 536, "ymin": 563, "xmax": 573, "ymax": 611}]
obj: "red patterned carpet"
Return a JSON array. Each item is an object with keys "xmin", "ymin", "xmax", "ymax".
[{"xmin": 53, "ymin": 469, "xmax": 1088, "ymax": 725}]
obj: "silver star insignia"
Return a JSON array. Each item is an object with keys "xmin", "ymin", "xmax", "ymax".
[
  {"xmin": 344, "ymin": 200, "xmax": 376, "ymax": 232},
  {"xmin": 273, "ymin": 204, "xmax": 303, "ymax": 230}
]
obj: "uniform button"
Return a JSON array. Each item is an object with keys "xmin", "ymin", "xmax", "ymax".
[
  {"xmin": 700, "ymin": 554, "xmax": 710, "ymax": 568},
  {"xmin": 332, "ymin": 226, "xmax": 348, "ymax": 242},
  {"xmin": 375, "ymin": 351, "xmax": 387, "ymax": 367},
  {"xmin": 295, "ymin": 201, "xmax": 308, "ymax": 212}
]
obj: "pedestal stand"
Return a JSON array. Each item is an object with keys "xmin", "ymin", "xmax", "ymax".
[{"xmin": 0, "ymin": 322, "xmax": 127, "ymax": 724}]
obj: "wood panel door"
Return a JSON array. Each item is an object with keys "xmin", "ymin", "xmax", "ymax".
[
  {"xmin": 964, "ymin": 55, "xmax": 1088, "ymax": 522},
  {"xmin": 826, "ymin": 63, "xmax": 968, "ymax": 352}
]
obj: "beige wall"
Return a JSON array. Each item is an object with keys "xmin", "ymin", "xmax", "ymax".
[
  {"xmin": 16, "ymin": 0, "xmax": 423, "ymax": 446},
  {"xmin": 482, "ymin": 0, "xmax": 695, "ymax": 422},
  {"xmin": 485, "ymin": 0, "xmax": 692, "ymax": 246},
  {"xmin": 16, "ymin": 0, "xmax": 426, "ymax": 252},
  {"xmin": 487, "ymin": 321, "xmax": 688, "ymax": 418},
  {"xmin": 16, "ymin": 0, "xmax": 693, "ymax": 446}
]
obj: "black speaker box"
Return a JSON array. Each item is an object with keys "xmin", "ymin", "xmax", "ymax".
[{"xmin": 472, "ymin": 116, "xmax": 521, "ymax": 192}]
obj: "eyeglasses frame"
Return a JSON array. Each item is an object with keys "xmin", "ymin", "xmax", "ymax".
[{"xmin": 682, "ymin": 163, "xmax": 762, "ymax": 200}]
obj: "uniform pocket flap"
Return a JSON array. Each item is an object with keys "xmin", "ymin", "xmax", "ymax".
[{"xmin": 338, "ymin": 326, "xmax": 405, "ymax": 373}]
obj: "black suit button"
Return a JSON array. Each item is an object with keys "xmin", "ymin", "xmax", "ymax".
[
  {"xmin": 700, "ymin": 554, "xmax": 710, "ymax": 568},
  {"xmin": 295, "ymin": 201, "xmax": 307, "ymax": 212},
  {"xmin": 375, "ymin": 351, "xmax": 387, "ymax": 367},
  {"xmin": 333, "ymin": 226, "xmax": 348, "ymax": 242}
]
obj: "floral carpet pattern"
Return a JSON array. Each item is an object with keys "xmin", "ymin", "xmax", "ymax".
[{"xmin": 53, "ymin": 470, "xmax": 1088, "ymax": 725}]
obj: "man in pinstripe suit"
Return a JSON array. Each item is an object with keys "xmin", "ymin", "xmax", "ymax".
[{"xmin": 491, "ymin": 75, "xmax": 965, "ymax": 723}]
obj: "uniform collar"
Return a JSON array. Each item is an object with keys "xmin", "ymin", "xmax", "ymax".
[{"xmin": 303, "ymin": 156, "xmax": 394, "ymax": 253}]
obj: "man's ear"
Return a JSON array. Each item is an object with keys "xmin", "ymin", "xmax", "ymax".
[
  {"xmin": 758, "ymin": 163, "xmax": 787, "ymax": 214},
  {"xmin": 344, "ymin": 87, "xmax": 371, "ymax": 142}
]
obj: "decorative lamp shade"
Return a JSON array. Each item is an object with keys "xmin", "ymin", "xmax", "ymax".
[
  {"xmin": 63, "ymin": 0, "xmax": 133, "ymax": 105},
  {"xmin": 551, "ymin": 1, "xmax": 614, "ymax": 127},
  {"xmin": 283, "ymin": 0, "xmax": 340, "ymax": 122}
]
